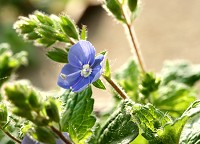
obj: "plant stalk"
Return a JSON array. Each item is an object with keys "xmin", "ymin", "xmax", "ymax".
[
  {"xmin": 121, "ymin": 4, "xmax": 146, "ymax": 72},
  {"xmin": 50, "ymin": 126, "xmax": 72, "ymax": 144},
  {"xmin": 0, "ymin": 128, "xmax": 21, "ymax": 144},
  {"xmin": 103, "ymin": 75, "xmax": 128, "ymax": 99}
]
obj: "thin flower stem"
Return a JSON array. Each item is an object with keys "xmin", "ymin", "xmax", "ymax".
[
  {"xmin": 120, "ymin": 3, "xmax": 146, "ymax": 73},
  {"xmin": 103, "ymin": 75, "xmax": 128, "ymax": 99},
  {"xmin": 0, "ymin": 128, "xmax": 21, "ymax": 144},
  {"xmin": 50, "ymin": 126, "xmax": 72, "ymax": 144}
]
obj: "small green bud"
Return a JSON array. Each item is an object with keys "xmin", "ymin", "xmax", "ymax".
[
  {"xmin": 13, "ymin": 108, "xmax": 34, "ymax": 121},
  {"xmin": 4, "ymin": 81, "xmax": 31, "ymax": 109},
  {"xmin": 128, "ymin": 0, "xmax": 138, "ymax": 12},
  {"xmin": 34, "ymin": 127, "xmax": 56, "ymax": 143},
  {"xmin": 0, "ymin": 103, "xmax": 8, "ymax": 126},
  {"xmin": 35, "ymin": 11, "xmax": 53, "ymax": 26},
  {"xmin": 28, "ymin": 90, "xmax": 41, "ymax": 110},
  {"xmin": 45, "ymin": 98, "xmax": 60, "ymax": 123}
]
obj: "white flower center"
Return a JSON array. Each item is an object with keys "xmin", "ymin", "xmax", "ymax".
[{"xmin": 81, "ymin": 64, "xmax": 92, "ymax": 77}]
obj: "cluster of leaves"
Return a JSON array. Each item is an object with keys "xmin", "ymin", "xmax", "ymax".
[{"xmin": 14, "ymin": 11, "xmax": 88, "ymax": 63}]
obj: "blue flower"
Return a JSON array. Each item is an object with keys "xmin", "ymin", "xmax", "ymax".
[{"xmin": 57, "ymin": 40, "xmax": 104, "ymax": 92}]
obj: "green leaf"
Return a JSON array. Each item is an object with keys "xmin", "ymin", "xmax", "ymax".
[
  {"xmin": 152, "ymin": 81, "xmax": 196, "ymax": 118},
  {"xmin": 33, "ymin": 127, "xmax": 56, "ymax": 144},
  {"xmin": 59, "ymin": 15, "xmax": 79, "ymax": 40},
  {"xmin": 139, "ymin": 72, "xmax": 160, "ymax": 102},
  {"xmin": 104, "ymin": 0, "xmax": 126, "ymax": 22},
  {"xmin": 80, "ymin": 25, "xmax": 88, "ymax": 40},
  {"xmin": 0, "ymin": 43, "xmax": 28, "ymax": 86},
  {"xmin": 92, "ymin": 79, "xmax": 106, "ymax": 90},
  {"xmin": 61, "ymin": 87, "xmax": 96, "ymax": 144},
  {"xmin": 104, "ymin": 59, "xmax": 111, "ymax": 78},
  {"xmin": 155, "ymin": 101, "xmax": 200, "ymax": 144},
  {"xmin": 160, "ymin": 60, "xmax": 200, "ymax": 86},
  {"xmin": 46, "ymin": 48, "xmax": 68, "ymax": 63},
  {"xmin": 128, "ymin": 0, "xmax": 138, "ymax": 12},
  {"xmin": 14, "ymin": 11, "xmax": 77, "ymax": 48},
  {"xmin": 179, "ymin": 114, "xmax": 200, "ymax": 144},
  {"xmin": 115, "ymin": 60, "xmax": 139, "ymax": 101},
  {"xmin": 132, "ymin": 103, "xmax": 172, "ymax": 142},
  {"xmin": 98, "ymin": 100, "xmax": 139, "ymax": 144},
  {"xmin": 0, "ymin": 103, "xmax": 8, "ymax": 126}
]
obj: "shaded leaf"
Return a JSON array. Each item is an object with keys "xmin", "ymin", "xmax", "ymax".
[
  {"xmin": 115, "ymin": 60, "xmax": 139, "ymax": 101},
  {"xmin": 160, "ymin": 60, "xmax": 200, "ymax": 86},
  {"xmin": 152, "ymin": 81, "xmax": 196, "ymax": 118}
]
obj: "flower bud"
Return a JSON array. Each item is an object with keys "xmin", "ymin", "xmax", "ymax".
[{"xmin": 45, "ymin": 98, "xmax": 60, "ymax": 123}]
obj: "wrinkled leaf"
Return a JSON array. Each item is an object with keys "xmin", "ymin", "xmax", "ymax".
[
  {"xmin": 61, "ymin": 87, "xmax": 96, "ymax": 144},
  {"xmin": 98, "ymin": 100, "xmax": 139, "ymax": 144},
  {"xmin": 155, "ymin": 101, "xmax": 200, "ymax": 144}
]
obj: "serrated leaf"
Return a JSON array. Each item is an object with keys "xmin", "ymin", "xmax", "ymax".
[
  {"xmin": 46, "ymin": 48, "xmax": 68, "ymax": 63},
  {"xmin": 179, "ymin": 114, "xmax": 200, "ymax": 144},
  {"xmin": 104, "ymin": 0, "xmax": 126, "ymax": 22},
  {"xmin": 155, "ymin": 101, "xmax": 200, "ymax": 144},
  {"xmin": 104, "ymin": 59, "xmax": 111, "ymax": 78},
  {"xmin": 160, "ymin": 60, "xmax": 200, "ymax": 86},
  {"xmin": 152, "ymin": 81, "xmax": 196, "ymax": 118},
  {"xmin": 92, "ymin": 79, "xmax": 106, "ymax": 90},
  {"xmin": 80, "ymin": 25, "xmax": 87, "ymax": 40},
  {"xmin": 98, "ymin": 100, "xmax": 139, "ymax": 144},
  {"xmin": 132, "ymin": 103, "xmax": 172, "ymax": 142},
  {"xmin": 115, "ymin": 60, "xmax": 139, "ymax": 101},
  {"xmin": 60, "ymin": 87, "xmax": 96, "ymax": 144}
]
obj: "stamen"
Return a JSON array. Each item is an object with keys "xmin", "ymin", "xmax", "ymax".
[
  {"xmin": 81, "ymin": 64, "xmax": 92, "ymax": 77},
  {"xmin": 60, "ymin": 73, "xmax": 67, "ymax": 79}
]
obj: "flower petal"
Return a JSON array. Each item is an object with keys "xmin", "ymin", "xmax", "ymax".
[
  {"xmin": 22, "ymin": 135, "xmax": 39, "ymax": 144},
  {"xmin": 61, "ymin": 64, "xmax": 81, "ymax": 75},
  {"xmin": 90, "ymin": 66, "xmax": 103, "ymax": 83},
  {"xmin": 91, "ymin": 54, "xmax": 104, "ymax": 68},
  {"xmin": 68, "ymin": 40, "xmax": 96, "ymax": 67},
  {"xmin": 58, "ymin": 71, "xmax": 81, "ymax": 89},
  {"xmin": 72, "ymin": 77, "xmax": 90, "ymax": 92}
]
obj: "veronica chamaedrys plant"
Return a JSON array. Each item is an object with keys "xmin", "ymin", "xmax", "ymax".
[{"xmin": 57, "ymin": 40, "xmax": 104, "ymax": 92}]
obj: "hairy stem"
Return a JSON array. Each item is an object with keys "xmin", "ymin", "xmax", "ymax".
[
  {"xmin": 103, "ymin": 75, "xmax": 128, "ymax": 99},
  {"xmin": 0, "ymin": 128, "xmax": 21, "ymax": 144},
  {"xmin": 50, "ymin": 126, "xmax": 72, "ymax": 144},
  {"xmin": 121, "ymin": 4, "xmax": 146, "ymax": 72}
]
